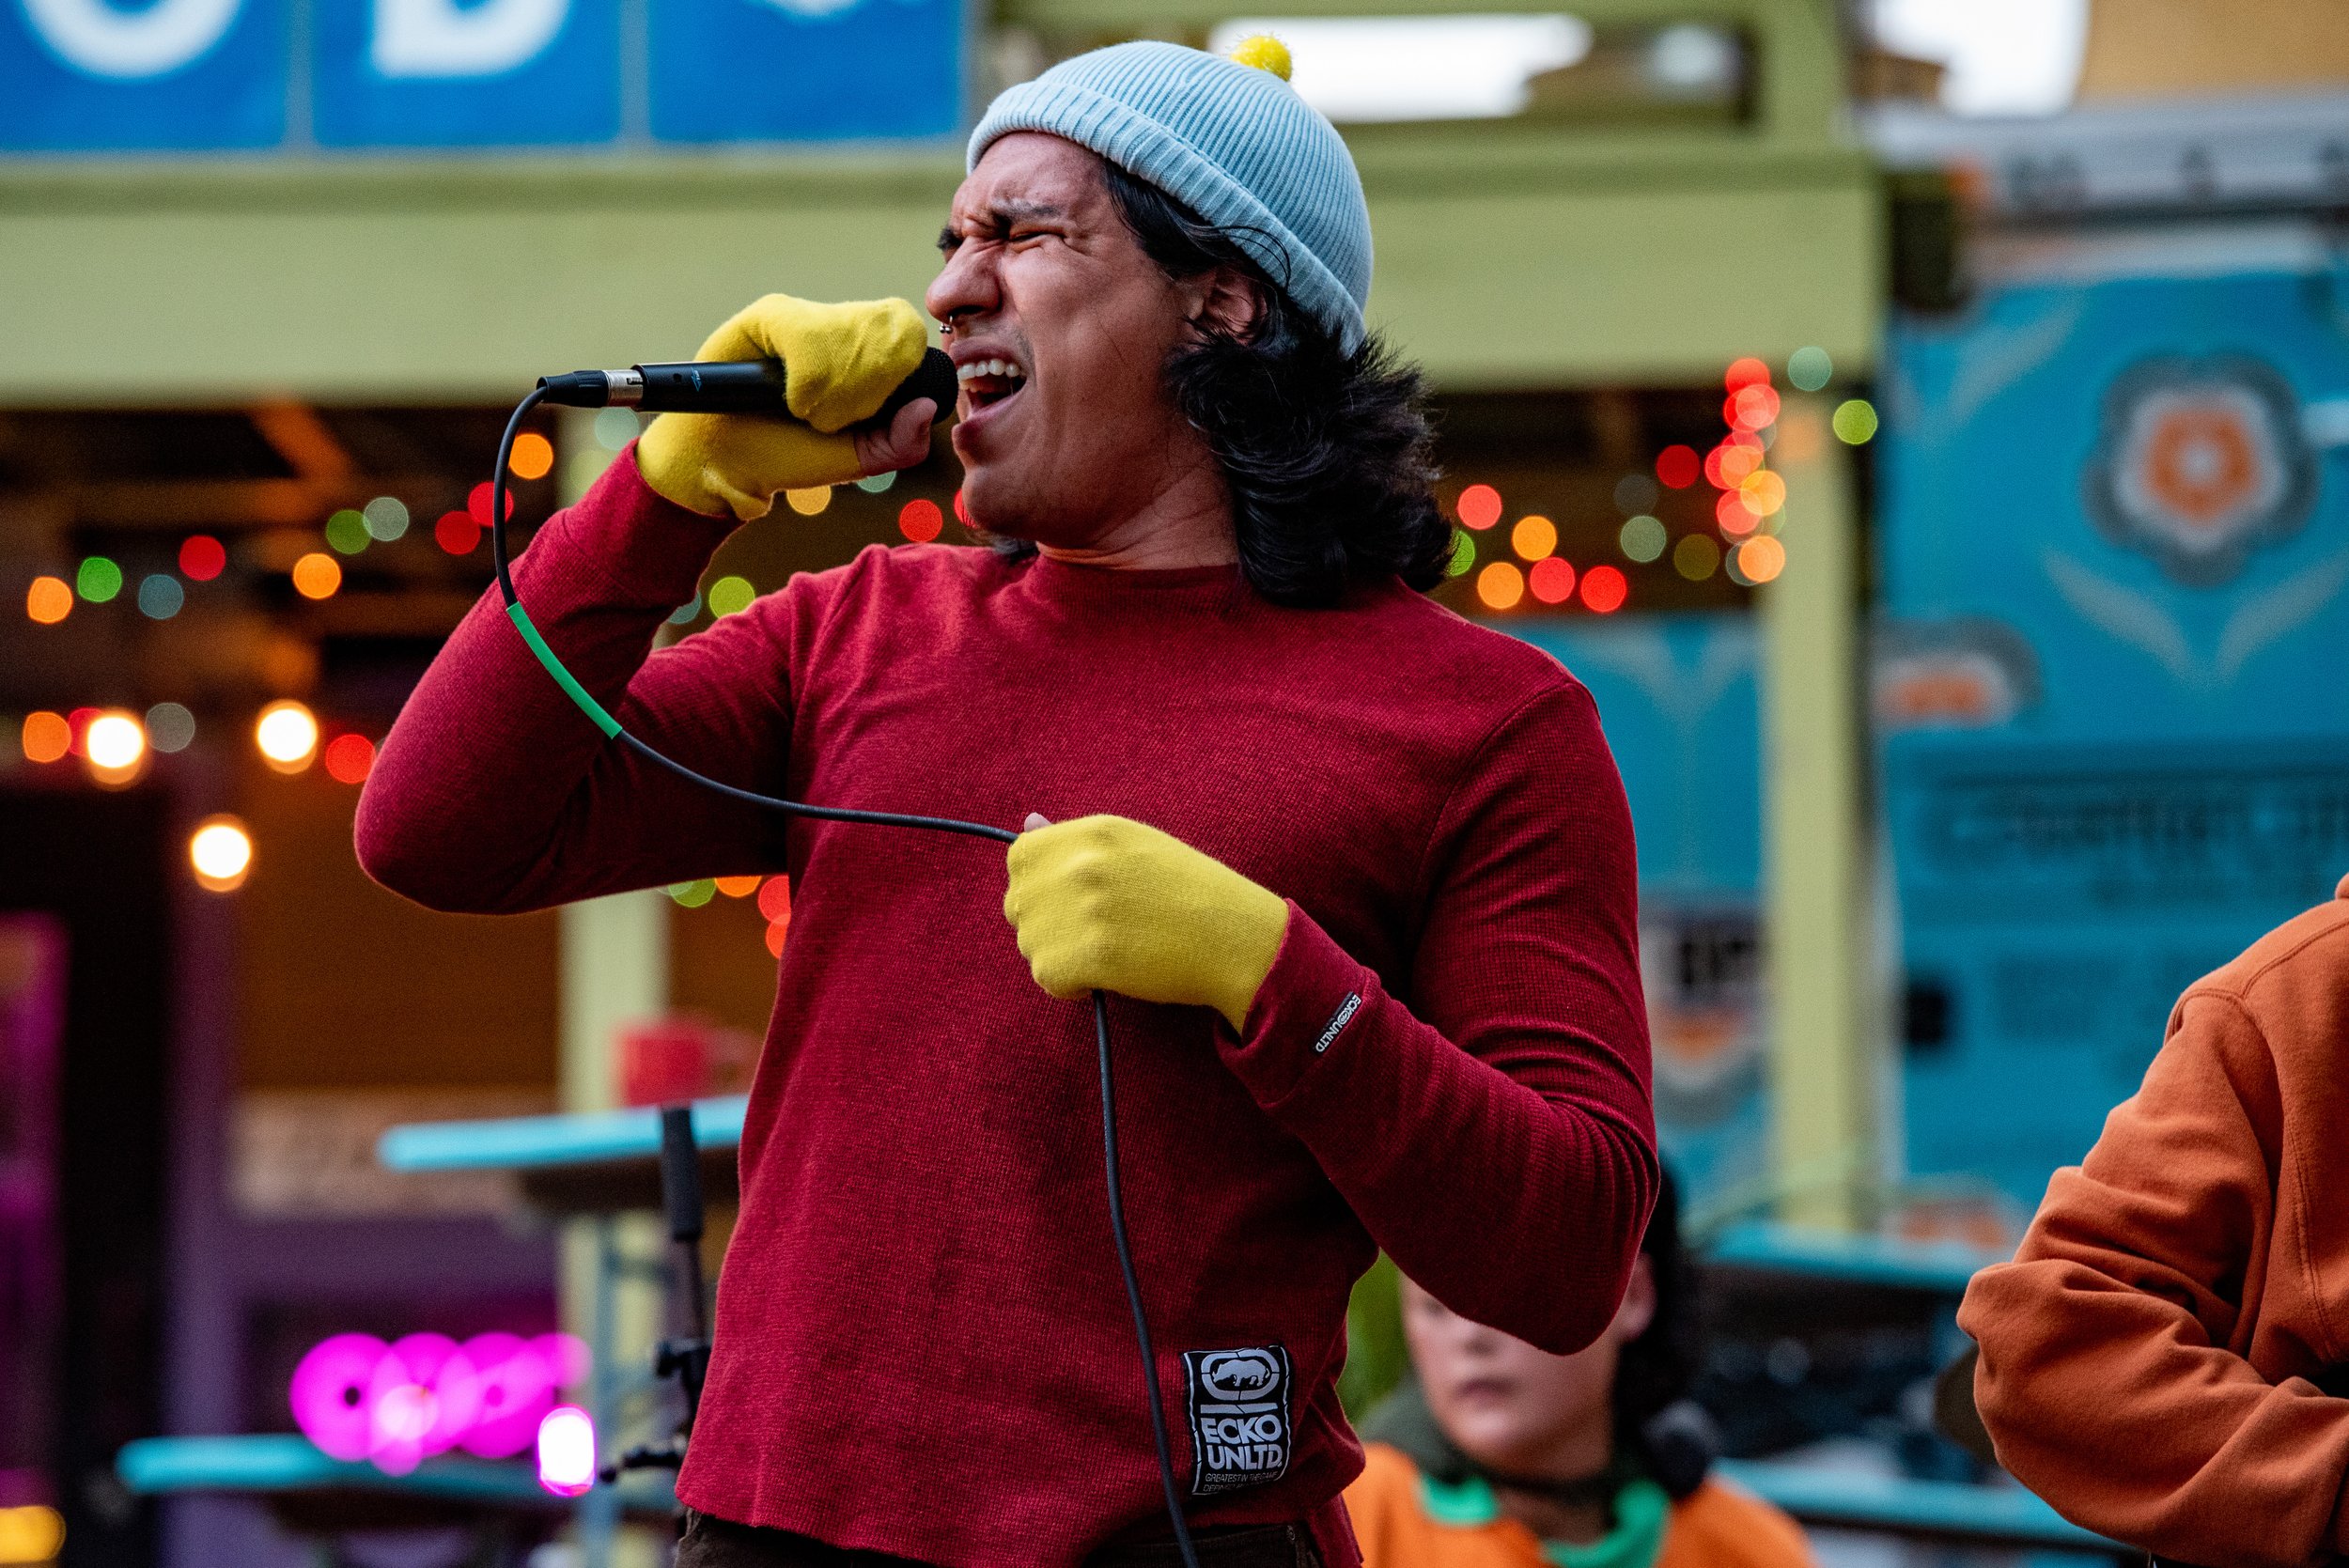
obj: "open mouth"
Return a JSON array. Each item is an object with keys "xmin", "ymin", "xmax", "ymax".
[{"xmin": 957, "ymin": 356, "xmax": 1028, "ymax": 414}]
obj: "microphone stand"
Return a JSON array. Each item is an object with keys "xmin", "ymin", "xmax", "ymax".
[{"xmin": 599, "ymin": 1104, "xmax": 711, "ymax": 1483}]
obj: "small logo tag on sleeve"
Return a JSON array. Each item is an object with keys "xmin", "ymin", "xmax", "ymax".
[
  {"xmin": 1311, "ymin": 993, "xmax": 1362, "ymax": 1055},
  {"xmin": 1183, "ymin": 1345, "xmax": 1293, "ymax": 1496}
]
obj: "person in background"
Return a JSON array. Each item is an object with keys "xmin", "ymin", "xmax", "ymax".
[
  {"xmin": 1960, "ymin": 881, "xmax": 2349, "ymax": 1568},
  {"xmin": 1346, "ymin": 1173, "xmax": 1814, "ymax": 1568}
]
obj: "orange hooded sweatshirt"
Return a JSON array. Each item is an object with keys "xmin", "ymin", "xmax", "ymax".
[{"xmin": 1957, "ymin": 878, "xmax": 2349, "ymax": 1568}]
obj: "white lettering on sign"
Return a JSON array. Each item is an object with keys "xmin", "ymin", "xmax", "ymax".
[
  {"xmin": 372, "ymin": 0, "xmax": 568, "ymax": 78},
  {"xmin": 23, "ymin": 0, "xmax": 241, "ymax": 79}
]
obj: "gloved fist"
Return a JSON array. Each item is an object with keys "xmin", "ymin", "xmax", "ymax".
[
  {"xmin": 635, "ymin": 294, "xmax": 930, "ymax": 522},
  {"xmin": 1003, "ymin": 814, "xmax": 1290, "ymax": 1032}
]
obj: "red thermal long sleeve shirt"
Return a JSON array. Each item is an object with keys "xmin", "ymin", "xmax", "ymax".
[{"xmin": 356, "ymin": 454, "xmax": 1657, "ymax": 1568}]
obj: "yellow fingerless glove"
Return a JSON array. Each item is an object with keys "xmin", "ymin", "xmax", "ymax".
[
  {"xmin": 635, "ymin": 294, "xmax": 929, "ymax": 522},
  {"xmin": 1003, "ymin": 815, "xmax": 1291, "ymax": 1032}
]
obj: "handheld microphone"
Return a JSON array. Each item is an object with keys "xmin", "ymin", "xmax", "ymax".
[{"xmin": 535, "ymin": 347, "xmax": 960, "ymax": 423}]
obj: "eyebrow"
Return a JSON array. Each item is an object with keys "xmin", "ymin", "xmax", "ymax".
[{"xmin": 940, "ymin": 197, "xmax": 1068, "ymax": 248}]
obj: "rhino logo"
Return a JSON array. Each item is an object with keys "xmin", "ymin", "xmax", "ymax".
[{"xmin": 1199, "ymin": 1351, "xmax": 1280, "ymax": 1401}]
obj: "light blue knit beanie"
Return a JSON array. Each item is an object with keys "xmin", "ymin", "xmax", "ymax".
[{"xmin": 968, "ymin": 40, "xmax": 1373, "ymax": 354}]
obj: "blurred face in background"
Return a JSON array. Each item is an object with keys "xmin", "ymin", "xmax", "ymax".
[
  {"xmin": 1403, "ymin": 1258, "xmax": 1657, "ymax": 1481},
  {"xmin": 926, "ymin": 132, "xmax": 1225, "ymax": 548}
]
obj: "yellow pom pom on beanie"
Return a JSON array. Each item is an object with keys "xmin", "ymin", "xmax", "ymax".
[{"xmin": 1225, "ymin": 33, "xmax": 1291, "ymax": 80}]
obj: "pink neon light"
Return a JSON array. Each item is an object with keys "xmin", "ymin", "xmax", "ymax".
[
  {"xmin": 289, "ymin": 1331, "xmax": 589, "ymax": 1474},
  {"xmin": 537, "ymin": 1405, "xmax": 598, "ymax": 1497}
]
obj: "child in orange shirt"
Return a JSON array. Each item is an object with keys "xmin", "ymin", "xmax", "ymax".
[{"xmin": 1346, "ymin": 1176, "xmax": 1813, "ymax": 1568}]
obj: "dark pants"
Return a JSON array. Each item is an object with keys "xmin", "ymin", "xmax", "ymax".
[{"xmin": 676, "ymin": 1512, "xmax": 1323, "ymax": 1568}]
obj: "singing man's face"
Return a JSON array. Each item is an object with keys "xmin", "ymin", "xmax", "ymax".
[{"xmin": 926, "ymin": 133, "xmax": 1204, "ymax": 544}]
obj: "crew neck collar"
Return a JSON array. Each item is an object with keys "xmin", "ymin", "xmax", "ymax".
[
  {"xmin": 1022, "ymin": 551, "xmax": 1247, "ymax": 597},
  {"xmin": 1416, "ymin": 1473, "xmax": 1670, "ymax": 1568}
]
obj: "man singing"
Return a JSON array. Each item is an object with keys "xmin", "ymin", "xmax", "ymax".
[{"xmin": 359, "ymin": 38, "xmax": 1656, "ymax": 1568}]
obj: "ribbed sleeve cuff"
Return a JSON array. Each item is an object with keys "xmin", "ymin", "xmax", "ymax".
[{"xmin": 1217, "ymin": 901, "xmax": 1377, "ymax": 1108}]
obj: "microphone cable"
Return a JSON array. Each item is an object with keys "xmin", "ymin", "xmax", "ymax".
[{"xmin": 488, "ymin": 387, "xmax": 1205, "ymax": 1568}]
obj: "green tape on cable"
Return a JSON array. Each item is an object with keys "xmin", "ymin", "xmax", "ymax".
[{"xmin": 506, "ymin": 601, "xmax": 623, "ymax": 738}]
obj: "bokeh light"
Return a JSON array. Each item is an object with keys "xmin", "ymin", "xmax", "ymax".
[
  {"xmin": 467, "ymin": 482, "xmax": 515, "ymax": 525},
  {"xmin": 1579, "ymin": 564, "xmax": 1628, "ymax": 613},
  {"xmin": 1619, "ymin": 515, "xmax": 1667, "ymax": 563},
  {"xmin": 953, "ymin": 490, "xmax": 970, "ymax": 526},
  {"xmin": 292, "ymin": 552, "xmax": 342, "ymax": 599},
  {"xmin": 593, "ymin": 409, "xmax": 641, "ymax": 451},
  {"xmin": 714, "ymin": 875, "xmax": 760, "ymax": 897},
  {"xmin": 1740, "ymin": 470, "xmax": 1787, "ymax": 517},
  {"xmin": 1455, "ymin": 484, "xmax": 1502, "ymax": 531},
  {"xmin": 138, "ymin": 573, "xmax": 185, "ymax": 619},
  {"xmin": 179, "ymin": 535, "xmax": 227, "ymax": 581},
  {"xmin": 256, "ymin": 700, "xmax": 320, "ymax": 771},
  {"xmin": 148, "ymin": 702, "xmax": 196, "ymax": 753},
  {"xmin": 1655, "ymin": 445, "xmax": 1700, "ymax": 489},
  {"xmin": 364, "ymin": 497, "xmax": 411, "ymax": 542},
  {"xmin": 1673, "ymin": 534, "xmax": 1721, "ymax": 581},
  {"xmin": 1716, "ymin": 490, "xmax": 1759, "ymax": 535},
  {"xmin": 1833, "ymin": 398, "xmax": 1880, "ymax": 444},
  {"xmin": 1528, "ymin": 556, "xmax": 1576, "ymax": 604},
  {"xmin": 668, "ymin": 879, "xmax": 716, "ymax": 908},
  {"xmin": 77, "ymin": 556, "xmax": 122, "ymax": 602},
  {"xmin": 435, "ymin": 511, "xmax": 482, "ymax": 555},
  {"xmin": 1787, "ymin": 346, "xmax": 1833, "ymax": 391},
  {"xmin": 785, "ymin": 487, "xmax": 832, "ymax": 517},
  {"xmin": 1727, "ymin": 383, "xmax": 1781, "ymax": 431},
  {"xmin": 325, "ymin": 509, "xmax": 370, "ymax": 554},
  {"xmin": 1612, "ymin": 474, "xmax": 1659, "ymax": 515},
  {"xmin": 707, "ymin": 576, "xmax": 754, "ymax": 617},
  {"xmin": 26, "ymin": 576, "xmax": 70, "ymax": 624},
  {"xmin": 1510, "ymin": 515, "xmax": 1557, "ymax": 561},
  {"xmin": 20, "ymin": 711, "xmax": 69, "ymax": 765},
  {"xmin": 67, "ymin": 707, "xmax": 97, "ymax": 754},
  {"xmin": 1723, "ymin": 356, "xmax": 1770, "ymax": 391},
  {"xmin": 537, "ymin": 1406, "xmax": 597, "ymax": 1498},
  {"xmin": 756, "ymin": 877, "xmax": 791, "ymax": 922},
  {"xmin": 1736, "ymin": 535, "xmax": 1787, "ymax": 583},
  {"xmin": 666, "ymin": 593, "xmax": 702, "ymax": 626},
  {"xmin": 1446, "ymin": 529, "xmax": 1475, "ymax": 577},
  {"xmin": 86, "ymin": 711, "xmax": 146, "ymax": 772},
  {"xmin": 856, "ymin": 470, "xmax": 897, "ymax": 494},
  {"xmin": 1475, "ymin": 561, "xmax": 1524, "ymax": 610},
  {"xmin": 190, "ymin": 815, "xmax": 254, "ymax": 892},
  {"xmin": 1706, "ymin": 438, "xmax": 1765, "ymax": 489},
  {"xmin": 0, "ymin": 1506, "xmax": 64, "ymax": 1563},
  {"xmin": 508, "ymin": 433, "xmax": 555, "ymax": 481},
  {"xmin": 323, "ymin": 733, "xmax": 376, "ymax": 784},
  {"xmin": 765, "ymin": 919, "xmax": 790, "ymax": 959},
  {"xmin": 898, "ymin": 499, "xmax": 944, "ymax": 543}
]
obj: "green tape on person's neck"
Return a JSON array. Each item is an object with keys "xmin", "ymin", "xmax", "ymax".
[{"xmin": 506, "ymin": 601, "xmax": 624, "ymax": 738}]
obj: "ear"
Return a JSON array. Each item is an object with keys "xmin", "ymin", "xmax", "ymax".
[
  {"xmin": 1185, "ymin": 265, "xmax": 1266, "ymax": 342},
  {"xmin": 1610, "ymin": 1253, "xmax": 1657, "ymax": 1345}
]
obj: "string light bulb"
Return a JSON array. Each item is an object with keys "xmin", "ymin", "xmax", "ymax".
[
  {"xmin": 256, "ymin": 700, "xmax": 320, "ymax": 772},
  {"xmin": 190, "ymin": 815, "xmax": 254, "ymax": 893}
]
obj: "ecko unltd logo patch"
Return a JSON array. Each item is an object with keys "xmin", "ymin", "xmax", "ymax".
[
  {"xmin": 1183, "ymin": 1346, "xmax": 1293, "ymax": 1496},
  {"xmin": 2083, "ymin": 353, "xmax": 2315, "ymax": 588}
]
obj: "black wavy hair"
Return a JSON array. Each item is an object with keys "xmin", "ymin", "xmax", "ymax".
[{"xmin": 986, "ymin": 162, "xmax": 1451, "ymax": 609}]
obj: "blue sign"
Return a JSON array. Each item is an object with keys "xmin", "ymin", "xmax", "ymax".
[
  {"xmin": 1878, "ymin": 259, "xmax": 2349, "ymax": 1210},
  {"xmin": 311, "ymin": 0, "xmax": 619, "ymax": 147},
  {"xmin": 1, "ymin": 0, "xmax": 961, "ymax": 150},
  {"xmin": 1515, "ymin": 615, "xmax": 1766, "ymax": 1219},
  {"xmin": 2, "ymin": 0, "xmax": 287, "ymax": 149},
  {"xmin": 649, "ymin": 0, "xmax": 965, "ymax": 144}
]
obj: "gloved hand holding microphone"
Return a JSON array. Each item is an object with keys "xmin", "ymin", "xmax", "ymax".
[{"xmin": 634, "ymin": 292, "xmax": 941, "ymax": 520}]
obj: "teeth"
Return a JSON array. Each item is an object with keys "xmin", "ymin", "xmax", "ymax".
[{"xmin": 955, "ymin": 359, "xmax": 1027, "ymax": 383}]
